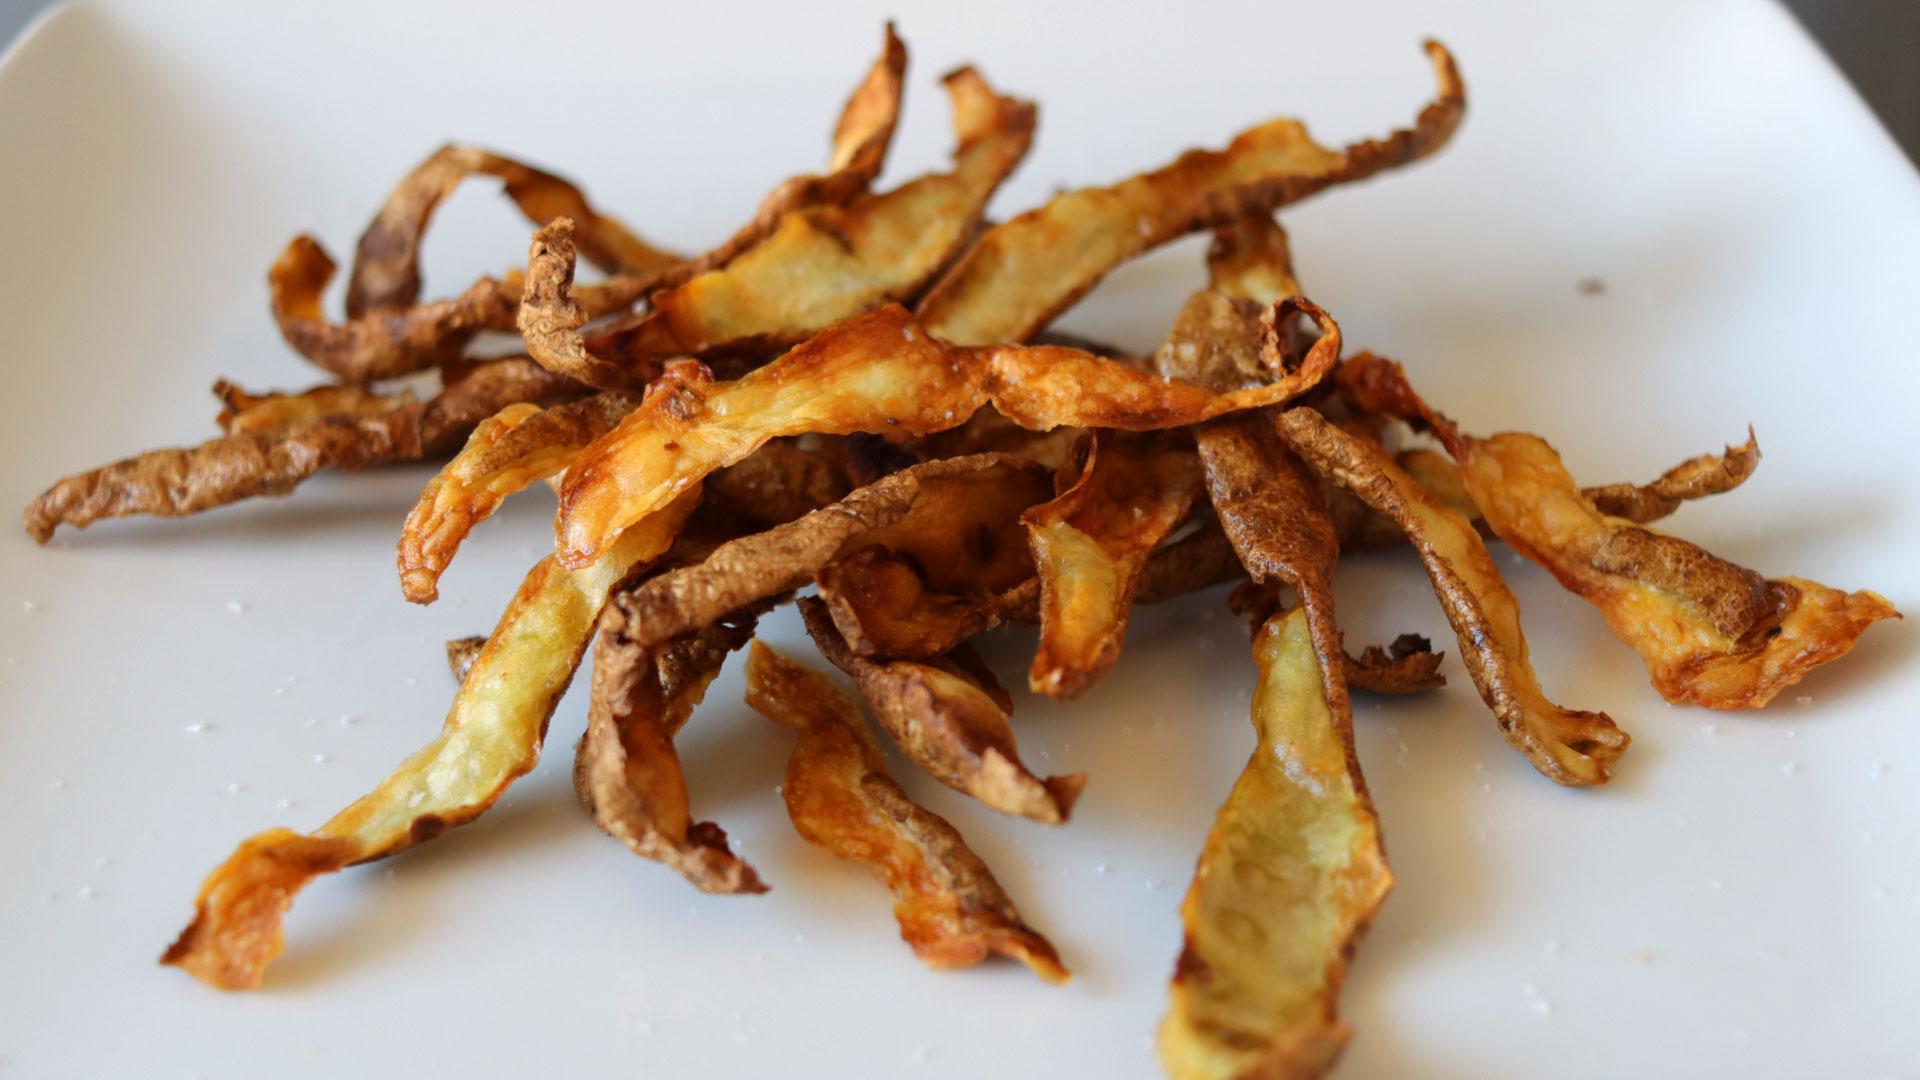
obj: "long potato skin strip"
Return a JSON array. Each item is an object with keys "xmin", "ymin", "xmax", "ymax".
[
  {"xmin": 744, "ymin": 643, "xmax": 1069, "ymax": 982},
  {"xmin": 1341, "ymin": 353, "xmax": 1898, "ymax": 707},
  {"xmin": 160, "ymin": 492, "xmax": 696, "ymax": 990},
  {"xmin": 397, "ymin": 390, "xmax": 637, "ymax": 603},
  {"xmin": 602, "ymin": 67, "xmax": 1034, "ymax": 373},
  {"xmin": 277, "ymin": 145, "xmax": 679, "ymax": 383},
  {"xmin": 1456, "ymin": 432, "xmax": 1895, "ymax": 709},
  {"xmin": 916, "ymin": 41, "xmax": 1464, "ymax": 346},
  {"xmin": 24, "ymin": 358, "xmax": 580, "ymax": 542},
  {"xmin": 800, "ymin": 599, "xmax": 1085, "ymax": 825},
  {"xmin": 554, "ymin": 300, "xmax": 1338, "ymax": 569},
  {"xmin": 617, "ymin": 454, "xmax": 1044, "ymax": 648},
  {"xmin": 672, "ymin": 22, "xmax": 908, "ymax": 290},
  {"xmin": 269, "ymin": 237, "xmax": 525, "ymax": 382},
  {"xmin": 1578, "ymin": 435, "xmax": 1761, "ymax": 521},
  {"xmin": 346, "ymin": 144, "xmax": 677, "ymax": 319},
  {"xmin": 578, "ymin": 602, "xmax": 765, "ymax": 894},
  {"xmin": 1025, "ymin": 434, "xmax": 1205, "ymax": 699},
  {"xmin": 1275, "ymin": 407, "xmax": 1628, "ymax": 786},
  {"xmin": 1159, "ymin": 606, "xmax": 1389, "ymax": 1080},
  {"xmin": 1340, "ymin": 353, "xmax": 1763, "ymax": 526},
  {"xmin": 214, "ymin": 379, "xmax": 408, "ymax": 436}
]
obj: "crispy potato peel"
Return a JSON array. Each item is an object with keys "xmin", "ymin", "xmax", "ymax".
[
  {"xmin": 1159, "ymin": 606, "xmax": 1389, "ymax": 1080},
  {"xmin": 1025, "ymin": 434, "xmax": 1205, "ymax": 699},
  {"xmin": 1345, "ymin": 354, "xmax": 1898, "ymax": 708},
  {"xmin": 24, "ymin": 359, "xmax": 580, "ymax": 542},
  {"xmin": 1276, "ymin": 407, "xmax": 1628, "ymax": 785},
  {"xmin": 745, "ymin": 642, "xmax": 1068, "ymax": 981},
  {"xmin": 589, "ymin": 66, "xmax": 1035, "ymax": 380},
  {"xmin": 161, "ymin": 492, "xmax": 697, "ymax": 989},
  {"xmin": 577, "ymin": 601, "xmax": 766, "ymax": 893},
  {"xmin": 555, "ymin": 300, "xmax": 1339, "ymax": 568},
  {"xmin": 917, "ymin": 41, "xmax": 1463, "ymax": 346},
  {"xmin": 801, "ymin": 599, "xmax": 1084, "ymax": 824}
]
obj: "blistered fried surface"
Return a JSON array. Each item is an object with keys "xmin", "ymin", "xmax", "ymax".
[
  {"xmin": 617, "ymin": 454, "xmax": 1043, "ymax": 648},
  {"xmin": 576, "ymin": 600, "xmax": 765, "ymax": 893},
  {"xmin": 398, "ymin": 391, "xmax": 636, "ymax": 603},
  {"xmin": 800, "ymin": 599, "xmax": 1084, "ymax": 824},
  {"xmin": 1025, "ymin": 434, "xmax": 1205, "ymax": 698},
  {"xmin": 25, "ymin": 359, "xmax": 579, "ymax": 542},
  {"xmin": 1343, "ymin": 353, "xmax": 1897, "ymax": 707},
  {"xmin": 161, "ymin": 494, "xmax": 695, "ymax": 989},
  {"xmin": 816, "ymin": 454, "xmax": 1048, "ymax": 658},
  {"xmin": 599, "ymin": 67, "xmax": 1034, "ymax": 374},
  {"xmin": 1276, "ymin": 407, "xmax": 1628, "ymax": 786},
  {"xmin": 702, "ymin": 439, "xmax": 853, "ymax": 531},
  {"xmin": 555, "ymin": 301, "xmax": 1338, "ymax": 568},
  {"xmin": 274, "ymin": 143, "xmax": 679, "ymax": 383},
  {"xmin": 744, "ymin": 643, "xmax": 1068, "ymax": 982},
  {"xmin": 672, "ymin": 22, "xmax": 909, "ymax": 289},
  {"xmin": 1159, "ymin": 606, "xmax": 1390, "ymax": 1080},
  {"xmin": 213, "ymin": 379, "xmax": 408, "ymax": 436},
  {"xmin": 917, "ymin": 41, "xmax": 1464, "ymax": 346},
  {"xmin": 1460, "ymin": 432, "xmax": 1896, "ymax": 708}
]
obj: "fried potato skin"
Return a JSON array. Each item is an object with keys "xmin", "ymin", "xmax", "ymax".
[
  {"xmin": 1276, "ymin": 407, "xmax": 1628, "ymax": 786},
  {"xmin": 397, "ymin": 391, "xmax": 636, "ymax": 603},
  {"xmin": 214, "ymin": 379, "xmax": 408, "ymax": 436},
  {"xmin": 1459, "ymin": 431, "xmax": 1897, "ymax": 708},
  {"xmin": 800, "ymin": 599, "xmax": 1084, "ymax": 824},
  {"xmin": 576, "ymin": 601, "xmax": 765, "ymax": 893},
  {"xmin": 275, "ymin": 144, "xmax": 680, "ymax": 383},
  {"xmin": 815, "ymin": 456, "xmax": 1049, "ymax": 658},
  {"xmin": 744, "ymin": 643, "xmax": 1068, "ymax": 982},
  {"xmin": 602, "ymin": 67, "xmax": 1035, "ymax": 374},
  {"xmin": 554, "ymin": 301, "xmax": 1338, "ymax": 569},
  {"xmin": 1342, "ymin": 352, "xmax": 1898, "ymax": 708},
  {"xmin": 444, "ymin": 635, "xmax": 487, "ymax": 684},
  {"xmin": 160, "ymin": 492, "xmax": 696, "ymax": 990},
  {"xmin": 24, "ymin": 358, "xmax": 581, "ymax": 542},
  {"xmin": 617, "ymin": 454, "xmax": 1044, "ymax": 649},
  {"xmin": 916, "ymin": 41, "xmax": 1464, "ymax": 346},
  {"xmin": 1159, "ymin": 606, "xmax": 1390, "ymax": 1080},
  {"xmin": 1025, "ymin": 434, "xmax": 1205, "ymax": 698}
]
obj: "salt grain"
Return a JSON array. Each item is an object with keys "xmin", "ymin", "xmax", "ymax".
[
  {"xmin": 182, "ymin": 722, "xmax": 211, "ymax": 734},
  {"xmin": 1781, "ymin": 762, "xmax": 1797, "ymax": 776},
  {"xmin": 225, "ymin": 600, "xmax": 245, "ymax": 614}
]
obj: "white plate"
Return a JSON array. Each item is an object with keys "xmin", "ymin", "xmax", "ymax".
[{"xmin": 2, "ymin": 2, "xmax": 1915, "ymax": 1077}]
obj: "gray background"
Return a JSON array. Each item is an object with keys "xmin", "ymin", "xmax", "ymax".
[{"xmin": 1, "ymin": 0, "xmax": 1913, "ymax": 162}]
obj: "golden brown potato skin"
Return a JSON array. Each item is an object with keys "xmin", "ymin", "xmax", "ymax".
[
  {"xmin": 1024, "ymin": 433, "xmax": 1205, "ymax": 699},
  {"xmin": 160, "ymin": 493, "xmax": 696, "ymax": 989},
  {"xmin": 22, "ymin": 358, "xmax": 581, "ymax": 542},
  {"xmin": 917, "ymin": 41, "xmax": 1464, "ymax": 347},
  {"xmin": 573, "ymin": 599, "xmax": 765, "ymax": 894},
  {"xmin": 801, "ymin": 598, "xmax": 1084, "ymax": 825},
  {"xmin": 1276, "ymin": 407, "xmax": 1628, "ymax": 786},
  {"xmin": 615, "ymin": 454, "xmax": 1044, "ymax": 651},
  {"xmin": 553, "ymin": 299, "xmax": 1340, "ymax": 569},
  {"xmin": 1343, "ymin": 353, "xmax": 1898, "ymax": 709},
  {"xmin": 744, "ymin": 642, "xmax": 1068, "ymax": 983},
  {"xmin": 1159, "ymin": 606, "xmax": 1390, "ymax": 1080}
]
